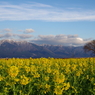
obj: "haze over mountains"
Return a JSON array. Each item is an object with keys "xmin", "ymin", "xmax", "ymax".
[{"xmin": 0, "ymin": 39, "xmax": 91, "ymax": 58}]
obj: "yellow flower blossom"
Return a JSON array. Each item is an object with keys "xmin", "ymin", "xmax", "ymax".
[
  {"xmin": 64, "ymin": 82, "xmax": 70, "ymax": 90},
  {"xmin": 33, "ymin": 73, "xmax": 40, "ymax": 78},
  {"xmin": 0, "ymin": 75, "xmax": 3, "ymax": 81},
  {"xmin": 20, "ymin": 75, "xmax": 30, "ymax": 85},
  {"xmin": 8, "ymin": 66, "xmax": 19, "ymax": 78},
  {"xmin": 44, "ymin": 76, "xmax": 49, "ymax": 81},
  {"xmin": 45, "ymin": 84, "xmax": 50, "ymax": 92},
  {"xmin": 14, "ymin": 78, "xmax": 19, "ymax": 82},
  {"xmin": 24, "ymin": 66, "xmax": 30, "ymax": 73},
  {"xmin": 47, "ymin": 68, "xmax": 52, "ymax": 73},
  {"xmin": 54, "ymin": 86, "xmax": 63, "ymax": 95}
]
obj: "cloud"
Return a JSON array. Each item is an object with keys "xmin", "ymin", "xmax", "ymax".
[
  {"xmin": 0, "ymin": 34, "xmax": 3, "ymax": 38},
  {"xmin": 18, "ymin": 29, "xmax": 35, "ymax": 33},
  {"xmin": 0, "ymin": 2, "xmax": 95, "ymax": 21},
  {"xmin": 32, "ymin": 34, "xmax": 91, "ymax": 46},
  {"xmin": 24, "ymin": 29, "xmax": 34, "ymax": 33},
  {"xmin": 0, "ymin": 32, "xmax": 33, "ymax": 40},
  {"xmin": 0, "ymin": 32, "xmax": 91, "ymax": 46},
  {"xmin": 3, "ymin": 28, "xmax": 12, "ymax": 32},
  {"xmin": 0, "ymin": 33, "xmax": 15, "ymax": 40},
  {"xmin": 17, "ymin": 34, "xmax": 33, "ymax": 39},
  {"xmin": 0, "ymin": 28, "xmax": 12, "ymax": 33},
  {"xmin": 4, "ymin": 33, "xmax": 14, "ymax": 37}
]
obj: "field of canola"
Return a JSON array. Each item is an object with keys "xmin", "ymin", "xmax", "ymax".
[{"xmin": 0, "ymin": 57, "xmax": 95, "ymax": 95}]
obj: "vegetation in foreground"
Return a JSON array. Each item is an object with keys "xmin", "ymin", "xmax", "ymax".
[{"xmin": 0, "ymin": 57, "xmax": 95, "ymax": 95}]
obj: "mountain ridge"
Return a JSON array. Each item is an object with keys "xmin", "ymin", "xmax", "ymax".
[{"xmin": 0, "ymin": 39, "xmax": 91, "ymax": 58}]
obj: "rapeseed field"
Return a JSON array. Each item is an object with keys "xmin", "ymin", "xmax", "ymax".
[{"xmin": 0, "ymin": 57, "xmax": 95, "ymax": 95}]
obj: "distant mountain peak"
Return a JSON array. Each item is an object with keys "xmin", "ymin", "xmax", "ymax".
[{"xmin": 0, "ymin": 39, "xmax": 91, "ymax": 58}]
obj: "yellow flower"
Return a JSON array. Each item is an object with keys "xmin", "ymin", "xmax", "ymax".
[
  {"xmin": 86, "ymin": 75, "xmax": 89, "ymax": 79},
  {"xmin": 20, "ymin": 75, "xmax": 30, "ymax": 85},
  {"xmin": 30, "ymin": 65, "xmax": 37, "ymax": 73},
  {"xmin": 54, "ymin": 86, "xmax": 63, "ymax": 95},
  {"xmin": 54, "ymin": 74, "xmax": 65, "ymax": 83},
  {"xmin": 64, "ymin": 82, "xmax": 70, "ymax": 90},
  {"xmin": 75, "ymin": 71, "xmax": 82, "ymax": 77},
  {"xmin": 24, "ymin": 66, "xmax": 30, "ymax": 73},
  {"xmin": 8, "ymin": 66, "xmax": 19, "ymax": 78},
  {"xmin": 71, "ymin": 86, "xmax": 78, "ymax": 93},
  {"xmin": 0, "ymin": 66, "xmax": 3, "ymax": 69},
  {"xmin": 45, "ymin": 84, "xmax": 50, "ymax": 89},
  {"xmin": 0, "ymin": 75, "xmax": 3, "ymax": 81},
  {"xmin": 4, "ymin": 87, "xmax": 9, "ymax": 93},
  {"xmin": 33, "ymin": 73, "xmax": 40, "ymax": 78},
  {"xmin": 44, "ymin": 76, "xmax": 49, "ymax": 81},
  {"xmin": 47, "ymin": 68, "xmax": 52, "ymax": 73},
  {"xmin": 14, "ymin": 78, "xmax": 19, "ymax": 82}
]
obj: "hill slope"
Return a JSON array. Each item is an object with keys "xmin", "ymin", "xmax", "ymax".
[{"xmin": 0, "ymin": 40, "xmax": 91, "ymax": 58}]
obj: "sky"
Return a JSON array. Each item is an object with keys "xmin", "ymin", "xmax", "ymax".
[{"xmin": 0, "ymin": 0, "xmax": 95, "ymax": 46}]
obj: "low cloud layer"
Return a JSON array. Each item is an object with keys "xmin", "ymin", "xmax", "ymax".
[
  {"xmin": 0, "ymin": 28, "xmax": 34, "ymax": 40},
  {"xmin": 17, "ymin": 34, "xmax": 33, "ymax": 39},
  {"xmin": 0, "ymin": 2, "xmax": 95, "ymax": 22},
  {"xmin": 0, "ymin": 28, "xmax": 91, "ymax": 46},
  {"xmin": 0, "ymin": 33, "xmax": 33, "ymax": 40},
  {"xmin": 0, "ymin": 33, "xmax": 14, "ymax": 38},
  {"xmin": 32, "ymin": 34, "xmax": 90, "ymax": 46}
]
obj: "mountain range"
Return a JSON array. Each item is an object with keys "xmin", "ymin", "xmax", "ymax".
[{"xmin": 0, "ymin": 39, "xmax": 91, "ymax": 58}]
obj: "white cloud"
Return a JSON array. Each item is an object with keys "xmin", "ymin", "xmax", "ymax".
[
  {"xmin": 18, "ymin": 29, "xmax": 35, "ymax": 33},
  {"xmin": 0, "ymin": 34, "xmax": 3, "ymax": 38},
  {"xmin": 0, "ymin": 2, "xmax": 95, "ymax": 21},
  {"xmin": 4, "ymin": 33, "xmax": 13, "ymax": 37},
  {"xmin": 0, "ymin": 33, "xmax": 15, "ymax": 39},
  {"xmin": 18, "ymin": 30, "xmax": 23, "ymax": 32},
  {"xmin": 0, "ymin": 32, "xmax": 33, "ymax": 40},
  {"xmin": 32, "ymin": 34, "xmax": 91, "ymax": 46},
  {"xmin": 24, "ymin": 29, "xmax": 34, "ymax": 33},
  {"xmin": 3, "ymin": 28, "xmax": 12, "ymax": 32},
  {"xmin": 17, "ymin": 34, "xmax": 33, "ymax": 39},
  {"xmin": 0, "ymin": 28, "xmax": 12, "ymax": 33},
  {"xmin": 0, "ymin": 32, "xmax": 91, "ymax": 46}
]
